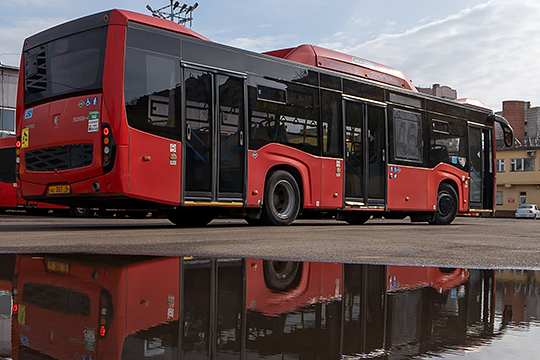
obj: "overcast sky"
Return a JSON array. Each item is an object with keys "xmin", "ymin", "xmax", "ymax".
[{"xmin": 0, "ymin": 0, "xmax": 538, "ymax": 111}]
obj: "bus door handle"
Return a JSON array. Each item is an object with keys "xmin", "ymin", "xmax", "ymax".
[
  {"xmin": 239, "ymin": 131, "xmax": 244, "ymax": 146},
  {"xmin": 187, "ymin": 125, "xmax": 192, "ymax": 141}
]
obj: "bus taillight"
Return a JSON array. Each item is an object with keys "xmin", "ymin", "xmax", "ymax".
[
  {"xmin": 12, "ymin": 274, "xmax": 18, "ymax": 315},
  {"xmin": 15, "ymin": 136, "xmax": 21, "ymax": 178},
  {"xmin": 98, "ymin": 289, "xmax": 113, "ymax": 339},
  {"xmin": 101, "ymin": 123, "xmax": 116, "ymax": 174}
]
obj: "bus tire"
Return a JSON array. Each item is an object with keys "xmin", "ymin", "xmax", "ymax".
[
  {"xmin": 342, "ymin": 212, "xmax": 370, "ymax": 225},
  {"xmin": 429, "ymin": 183, "xmax": 458, "ymax": 225},
  {"xmin": 263, "ymin": 260, "xmax": 302, "ymax": 291},
  {"xmin": 261, "ymin": 170, "xmax": 300, "ymax": 226},
  {"xmin": 70, "ymin": 207, "xmax": 92, "ymax": 218},
  {"xmin": 167, "ymin": 208, "xmax": 215, "ymax": 227}
]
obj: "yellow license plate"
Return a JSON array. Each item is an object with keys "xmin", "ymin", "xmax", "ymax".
[
  {"xmin": 47, "ymin": 261, "xmax": 69, "ymax": 274},
  {"xmin": 48, "ymin": 185, "xmax": 70, "ymax": 194}
]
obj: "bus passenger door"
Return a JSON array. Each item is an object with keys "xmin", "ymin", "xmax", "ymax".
[
  {"xmin": 344, "ymin": 99, "xmax": 386, "ymax": 207},
  {"xmin": 468, "ymin": 125, "xmax": 493, "ymax": 210},
  {"xmin": 183, "ymin": 68, "xmax": 246, "ymax": 203}
]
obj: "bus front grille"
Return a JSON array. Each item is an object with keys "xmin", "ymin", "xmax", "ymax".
[{"xmin": 25, "ymin": 144, "xmax": 94, "ymax": 172}]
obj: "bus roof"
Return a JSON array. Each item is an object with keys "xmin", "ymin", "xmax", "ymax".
[
  {"xmin": 263, "ymin": 44, "xmax": 417, "ymax": 92},
  {"xmin": 453, "ymin": 98, "xmax": 492, "ymax": 112},
  {"xmin": 24, "ymin": 9, "xmax": 210, "ymax": 50}
]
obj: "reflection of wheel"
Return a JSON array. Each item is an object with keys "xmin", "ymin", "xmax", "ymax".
[
  {"xmin": 167, "ymin": 208, "xmax": 215, "ymax": 227},
  {"xmin": 429, "ymin": 183, "xmax": 458, "ymax": 225},
  {"xmin": 261, "ymin": 170, "xmax": 300, "ymax": 226},
  {"xmin": 70, "ymin": 207, "xmax": 92, "ymax": 218},
  {"xmin": 263, "ymin": 260, "xmax": 302, "ymax": 291}
]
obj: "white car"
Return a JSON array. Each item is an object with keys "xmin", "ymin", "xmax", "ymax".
[{"xmin": 515, "ymin": 204, "xmax": 540, "ymax": 219}]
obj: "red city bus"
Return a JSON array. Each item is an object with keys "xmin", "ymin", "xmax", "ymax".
[
  {"xmin": 11, "ymin": 255, "xmax": 180, "ymax": 360},
  {"xmin": 16, "ymin": 9, "xmax": 515, "ymax": 226}
]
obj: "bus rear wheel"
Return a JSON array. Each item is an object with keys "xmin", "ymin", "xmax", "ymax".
[
  {"xmin": 167, "ymin": 208, "xmax": 215, "ymax": 227},
  {"xmin": 261, "ymin": 170, "xmax": 300, "ymax": 226},
  {"xmin": 429, "ymin": 183, "xmax": 458, "ymax": 225}
]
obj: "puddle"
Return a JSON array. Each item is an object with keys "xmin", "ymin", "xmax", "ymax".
[{"xmin": 0, "ymin": 254, "xmax": 538, "ymax": 359}]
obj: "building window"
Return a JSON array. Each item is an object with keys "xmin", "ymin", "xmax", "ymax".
[
  {"xmin": 520, "ymin": 192, "xmax": 527, "ymax": 204},
  {"xmin": 496, "ymin": 159, "xmax": 505, "ymax": 172},
  {"xmin": 510, "ymin": 158, "xmax": 534, "ymax": 171},
  {"xmin": 496, "ymin": 191, "xmax": 503, "ymax": 205}
]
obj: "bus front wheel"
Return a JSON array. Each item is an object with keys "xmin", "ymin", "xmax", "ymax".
[
  {"xmin": 261, "ymin": 170, "xmax": 300, "ymax": 226},
  {"xmin": 430, "ymin": 183, "xmax": 458, "ymax": 225}
]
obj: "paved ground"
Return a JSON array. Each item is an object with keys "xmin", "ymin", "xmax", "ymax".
[{"xmin": 0, "ymin": 213, "xmax": 539, "ymax": 269}]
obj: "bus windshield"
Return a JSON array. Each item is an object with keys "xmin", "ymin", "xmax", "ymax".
[{"xmin": 24, "ymin": 27, "xmax": 108, "ymax": 105}]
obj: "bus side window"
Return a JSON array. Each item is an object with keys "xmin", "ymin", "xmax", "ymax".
[
  {"xmin": 429, "ymin": 117, "xmax": 467, "ymax": 169},
  {"xmin": 248, "ymin": 79, "xmax": 320, "ymax": 155},
  {"xmin": 321, "ymin": 90, "xmax": 343, "ymax": 158},
  {"xmin": 393, "ymin": 109, "xmax": 423, "ymax": 163},
  {"xmin": 124, "ymin": 47, "xmax": 181, "ymax": 141}
]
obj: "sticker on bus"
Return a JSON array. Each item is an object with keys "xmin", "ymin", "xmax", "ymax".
[
  {"xmin": 21, "ymin": 128, "xmax": 29, "ymax": 148},
  {"xmin": 88, "ymin": 111, "xmax": 99, "ymax": 132},
  {"xmin": 24, "ymin": 108, "xmax": 33, "ymax": 119}
]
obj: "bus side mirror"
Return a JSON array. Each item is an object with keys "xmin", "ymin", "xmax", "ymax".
[
  {"xmin": 488, "ymin": 114, "xmax": 514, "ymax": 148},
  {"xmin": 503, "ymin": 126, "xmax": 513, "ymax": 147}
]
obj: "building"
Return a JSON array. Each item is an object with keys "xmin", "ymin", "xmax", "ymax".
[
  {"xmin": 495, "ymin": 100, "xmax": 540, "ymax": 216},
  {"xmin": 417, "ymin": 83, "xmax": 457, "ymax": 100},
  {"xmin": 0, "ymin": 63, "xmax": 18, "ymax": 138}
]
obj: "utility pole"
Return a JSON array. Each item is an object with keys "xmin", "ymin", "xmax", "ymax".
[{"xmin": 146, "ymin": 1, "xmax": 199, "ymax": 28}]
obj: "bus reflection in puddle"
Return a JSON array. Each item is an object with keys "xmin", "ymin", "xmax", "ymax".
[{"xmin": 3, "ymin": 255, "xmax": 538, "ymax": 359}]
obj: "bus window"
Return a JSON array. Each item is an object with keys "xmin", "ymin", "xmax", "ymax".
[
  {"xmin": 393, "ymin": 109, "xmax": 423, "ymax": 163},
  {"xmin": 343, "ymin": 78, "xmax": 385, "ymax": 102},
  {"xmin": 248, "ymin": 78, "xmax": 320, "ymax": 155},
  {"xmin": 124, "ymin": 48, "xmax": 181, "ymax": 141},
  {"xmin": 321, "ymin": 90, "xmax": 343, "ymax": 158},
  {"xmin": 320, "ymin": 73, "xmax": 342, "ymax": 91},
  {"xmin": 24, "ymin": 26, "xmax": 107, "ymax": 105},
  {"xmin": 429, "ymin": 118, "xmax": 468, "ymax": 170},
  {"xmin": 126, "ymin": 23, "xmax": 181, "ymax": 57}
]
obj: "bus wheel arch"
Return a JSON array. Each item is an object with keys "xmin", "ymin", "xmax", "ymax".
[
  {"xmin": 430, "ymin": 181, "xmax": 459, "ymax": 225},
  {"xmin": 261, "ymin": 166, "xmax": 302, "ymax": 226}
]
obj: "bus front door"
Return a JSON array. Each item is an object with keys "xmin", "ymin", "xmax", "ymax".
[
  {"xmin": 468, "ymin": 125, "xmax": 494, "ymax": 211},
  {"xmin": 344, "ymin": 99, "xmax": 386, "ymax": 207},
  {"xmin": 183, "ymin": 68, "xmax": 246, "ymax": 203}
]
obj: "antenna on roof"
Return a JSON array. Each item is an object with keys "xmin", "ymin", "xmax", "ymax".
[{"xmin": 146, "ymin": 1, "xmax": 199, "ymax": 28}]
